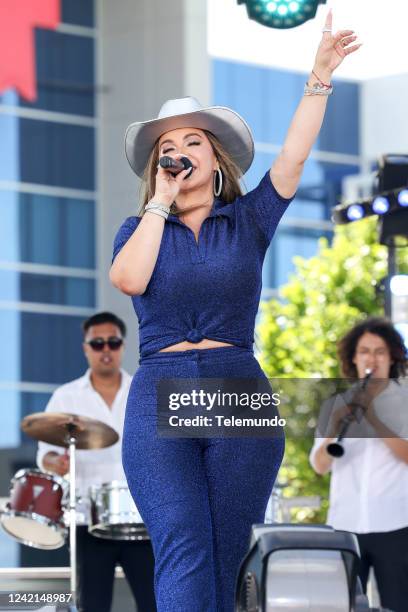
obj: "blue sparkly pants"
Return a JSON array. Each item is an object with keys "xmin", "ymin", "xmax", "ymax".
[{"xmin": 122, "ymin": 345, "xmax": 284, "ymax": 612}]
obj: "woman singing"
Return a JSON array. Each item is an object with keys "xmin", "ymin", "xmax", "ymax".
[{"xmin": 110, "ymin": 11, "xmax": 361, "ymax": 611}]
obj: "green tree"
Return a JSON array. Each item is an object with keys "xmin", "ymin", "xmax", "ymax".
[{"xmin": 257, "ymin": 217, "xmax": 407, "ymax": 522}]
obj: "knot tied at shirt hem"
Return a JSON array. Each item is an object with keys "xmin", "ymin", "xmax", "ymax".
[{"xmin": 186, "ymin": 329, "xmax": 204, "ymax": 343}]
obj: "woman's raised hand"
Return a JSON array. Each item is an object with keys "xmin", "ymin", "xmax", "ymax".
[
  {"xmin": 314, "ymin": 9, "xmax": 362, "ymax": 77},
  {"xmin": 153, "ymin": 156, "xmax": 191, "ymax": 207}
]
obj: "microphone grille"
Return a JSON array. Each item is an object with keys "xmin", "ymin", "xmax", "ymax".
[
  {"xmin": 159, "ymin": 156, "xmax": 174, "ymax": 168},
  {"xmin": 180, "ymin": 156, "xmax": 193, "ymax": 170}
]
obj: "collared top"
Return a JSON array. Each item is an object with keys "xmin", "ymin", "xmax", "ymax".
[
  {"xmin": 309, "ymin": 380, "xmax": 408, "ymax": 533},
  {"xmin": 112, "ymin": 171, "xmax": 294, "ymax": 358},
  {"xmin": 36, "ymin": 369, "xmax": 131, "ymax": 524}
]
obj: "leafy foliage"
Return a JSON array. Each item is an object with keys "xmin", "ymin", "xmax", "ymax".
[{"xmin": 257, "ymin": 217, "xmax": 407, "ymax": 522}]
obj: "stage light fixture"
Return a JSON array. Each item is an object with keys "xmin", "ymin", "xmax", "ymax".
[
  {"xmin": 398, "ymin": 189, "xmax": 408, "ymax": 207},
  {"xmin": 237, "ymin": 0, "xmax": 327, "ymax": 29},
  {"xmin": 333, "ymin": 154, "xmax": 408, "ymax": 227},
  {"xmin": 371, "ymin": 196, "xmax": 390, "ymax": 215},
  {"xmin": 346, "ymin": 204, "xmax": 365, "ymax": 221},
  {"xmin": 332, "ymin": 188, "xmax": 408, "ymax": 226}
]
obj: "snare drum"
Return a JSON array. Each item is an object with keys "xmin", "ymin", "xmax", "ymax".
[
  {"xmin": 0, "ymin": 469, "xmax": 67, "ymax": 549},
  {"xmin": 89, "ymin": 481, "xmax": 148, "ymax": 541}
]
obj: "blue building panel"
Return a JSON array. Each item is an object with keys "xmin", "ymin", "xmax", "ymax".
[
  {"xmin": 0, "ymin": 271, "xmax": 96, "ymax": 308},
  {"xmin": 18, "ymin": 312, "xmax": 88, "ymax": 385},
  {"xmin": 271, "ymin": 227, "xmax": 332, "ymax": 288},
  {"xmin": 0, "ymin": 114, "xmax": 19, "ymax": 182},
  {"xmin": 212, "ymin": 59, "xmax": 360, "ymax": 155},
  {"xmin": 213, "ymin": 61, "xmax": 301, "ymax": 145},
  {"xmin": 21, "ymin": 30, "xmax": 95, "ymax": 116},
  {"xmin": 19, "ymin": 119, "xmax": 95, "ymax": 190},
  {"xmin": 244, "ymin": 151, "xmax": 360, "ymax": 220},
  {"xmin": 320, "ymin": 79, "xmax": 360, "ymax": 156},
  {"xmin": 61, "ymin": 0, "xmax": 94, "ymax": 27},
  {"xmin": 0, "ymin": 191, "xmax": 95, "ymax": 268}
]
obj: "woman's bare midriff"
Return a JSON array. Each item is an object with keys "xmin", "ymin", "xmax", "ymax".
[{"xmin": 158, "ymin": 339, "xmax": 235, "ymax": 352}]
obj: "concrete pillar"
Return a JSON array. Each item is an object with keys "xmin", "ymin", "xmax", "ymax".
[{"xmin": 97, "ymin": 0, "xmax": 210, "ymax": 372}]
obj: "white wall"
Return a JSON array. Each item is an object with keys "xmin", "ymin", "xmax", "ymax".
[
  {"xmin": 361, "ymin": 73, "xmax": 408, "ymax": 163},
  {"xmin": 208, "ymin": 0, "xmax": 408, "ymax": 81}
]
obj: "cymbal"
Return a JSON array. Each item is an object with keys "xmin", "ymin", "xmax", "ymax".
[{"xmin": 21, "ymin": 412, "xmax": 119, "ymax": 450}]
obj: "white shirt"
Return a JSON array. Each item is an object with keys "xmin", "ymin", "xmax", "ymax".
[
  {"xmin": 309, "ymin": 380, "xmax": 408, "ymax": 534},
  {"xmin": 36, "ymin": 369, "xmax": 131, "ymax": 524}
]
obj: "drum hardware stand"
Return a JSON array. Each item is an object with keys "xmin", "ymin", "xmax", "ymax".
[
  {"xmin": 18, "ymin": 411, "xmax": 119, "ymax": 611},
  {"xmin": 66, "ymin": 422, "xmax": 78, "ymax": 612}
]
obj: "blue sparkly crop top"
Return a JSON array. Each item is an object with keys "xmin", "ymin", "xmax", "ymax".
[{"xmin": 112, "ymin": 171, "xmax": 294, "ymax": 358}]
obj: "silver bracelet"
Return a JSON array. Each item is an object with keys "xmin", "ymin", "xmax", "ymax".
[
  {"xmin": 304, "ymin": 82, "xmax": 333, "ymax": 96},
  {"xmin": 145, "ymin": 208, "xmax": 168, "ymax": 220},
  {"xmin": 146, "ymin": 201, "xmax": 172, "ymax": 214}
]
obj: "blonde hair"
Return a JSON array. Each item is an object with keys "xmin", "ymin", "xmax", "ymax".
[{"xmin": 137, "ymin": 130, "xmax": 243, "ymax": 216}]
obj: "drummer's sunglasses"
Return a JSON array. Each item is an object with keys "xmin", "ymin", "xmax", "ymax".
[{"xmin": 85, "ymin": 337, "xmax": 124, "ymax": 351}]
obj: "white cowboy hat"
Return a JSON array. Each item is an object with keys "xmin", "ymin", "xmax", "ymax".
[{"xmin": 125, "ymin": 96, "xmax": 255, "ymax": 178}]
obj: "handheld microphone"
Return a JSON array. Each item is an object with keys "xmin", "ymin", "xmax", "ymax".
[
  {"xmin": 159, "ymin": 156, "xmax": 193, "ymax": 178},
  {"xmin": 361, "ymin": 368, "xmax": 373, "ymax": 390}
]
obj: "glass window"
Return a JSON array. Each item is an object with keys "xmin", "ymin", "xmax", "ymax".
[
  {"xmin": 18, "ymin": 119, "xmax": 95, "ymax": 190},
  {"xmin": 0, "ymin": 32, "xmax": 95, "ymax": 116},
  {"xmin": 0, "ymin": 270, "xmax": 96, "ymax": 308},
  {"xmin": 0, "ymin": 390, "xmax": 22, "ymax": 449},
  {"xmin": 301, "ymin": 159, "xmax": 361, "ymax": 190},
  {"xmin": 287, "ymin": 198, "xmax": 327, "ymax": 221},
  {"xmin": 0, "ymin": 191, "xmax": 95, "ymax": 268},
  {"xmin": 246, "ymin": 153, "xmax": 360, "ymax": 221},
  {"xmin": 61, "ymin": 0, "xmax": 94, "ymax": 27},
  {"xmin": 268, "ymin": 228, "xmax": 333, "ymax": 288},
  {"xmin": 0, "ymin": 114, "xmax": 19, "ymax": 182},
  {"xmin": 0, "ymin": 391, "xmax": 52, "ymax": 450},
  {"xmin": 0, "ymin": 528, "xmax": 18, "ymax": 568},
  {"xmin": 213, "ymin": 61, "xmax": 302, "ymax": 147},
  {"xmin": 213, "ymin": 59, "xmax": 360, "ymax": 155},
  {"xmin": 0, "ymin": 311, "xmax": 88, "ymax": 384},
  {"xmin": 21, "ymin": 31, "xmax": 95, "ymax": 116}
]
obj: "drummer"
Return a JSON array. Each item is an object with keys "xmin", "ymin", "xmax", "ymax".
[{"xmin": 36, "ymin": 311, "xmax": 156, "ymax": 612}]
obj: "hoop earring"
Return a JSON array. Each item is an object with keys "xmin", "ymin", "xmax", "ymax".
[{"xmin": 213, "ymin": 168, "xmax": 223, "ymax": 197}]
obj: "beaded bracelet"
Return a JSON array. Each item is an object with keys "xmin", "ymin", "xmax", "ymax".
[{"xmin": 304, "ymin": 82, "xmax": 333, "ymax": 96}]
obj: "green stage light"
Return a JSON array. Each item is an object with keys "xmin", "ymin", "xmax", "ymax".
[{"xmin": 237, "ymin": 0, "xmax": 327, "ymax": 29}]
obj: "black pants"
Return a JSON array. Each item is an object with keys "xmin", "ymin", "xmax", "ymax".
[
  {"xmin": 75, "ymin": 526, "xmax": 156, "ymax": 612},
  {"xmin": 357, "ymin": 527, "xmax": 408, "ymax": 612}
]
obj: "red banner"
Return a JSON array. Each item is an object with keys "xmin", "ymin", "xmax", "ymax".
[{"xmin": 0, "ymin": 0, "xmax": 60, "ymax": 101}]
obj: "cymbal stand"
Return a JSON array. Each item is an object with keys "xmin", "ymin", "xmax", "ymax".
[{"xmin": 66, "ymin": 422, "xmax": 78, "ymax": 611}]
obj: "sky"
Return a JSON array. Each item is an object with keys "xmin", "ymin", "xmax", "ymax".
[{"xmin": 208, "ymin": 0, "xmax": 408, "ymax": 81}]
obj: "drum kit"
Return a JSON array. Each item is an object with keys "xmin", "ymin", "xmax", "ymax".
[{"xmin": 0, "ymin": 412, "xmax": 149, "ymax": 610}]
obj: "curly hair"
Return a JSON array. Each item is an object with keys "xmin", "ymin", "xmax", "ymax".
[{"xmin": 338, "ymin": 316, "xmax": 407, "ymax": 379}]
